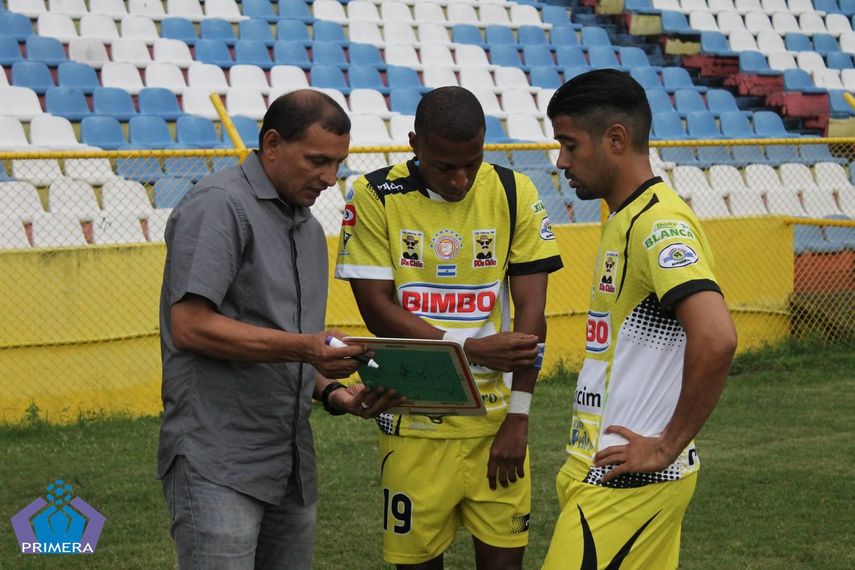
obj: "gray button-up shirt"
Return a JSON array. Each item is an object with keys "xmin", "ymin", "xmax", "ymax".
[{"xmin": 158, "ymin": 152, "xmax": 328, "ymax": 506}]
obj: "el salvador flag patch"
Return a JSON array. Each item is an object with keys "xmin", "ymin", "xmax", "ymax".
[{"xmin": 436, "ymin": 264, "xmax": 457, "ymax": 277}]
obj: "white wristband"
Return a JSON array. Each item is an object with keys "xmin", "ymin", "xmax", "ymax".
[
  {"xmin": 508, "ymin": 391, "xmax": 532, "ymax": 415},
  {"xmin": 442, "ymin": 330, "xmax": 469, "ymax": 346}
]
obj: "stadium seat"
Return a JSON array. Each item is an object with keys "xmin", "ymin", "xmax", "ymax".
[
  {"xmin": 37, "ymin": 13, "xmax": 78, "ymax": 42},
  {"xmin": 229, "ymin": 64, "xmax": 270, "ymax": 95},
  {"xmin": 116, "ymin": 157, "xmax": 164, "ymax": 183},
  {"xmin": 230, "ymin": 115, "xmax": 260, "ymax": 148},
  {"xmin": 25, "ymin": 36, "xmax": 66, "ymax": 67},
  {"xmin": 506, "ymin": 114, "xmax": 548, "ymax": 141},
  {"xmin": 64, "ymin": 158, "xmax": 117, "ymax": 185},
  {"xmin": 672, "ymin": 165, "xmax": 713, "ymax": 200},
  {"xmin": 707, "ymin": 89, "xmax": 742, "ymax": 116},
  {"xmin": 31, "ymin": 213, "xmax": 86, "ymax": 247},
  {"xmin": 310, "ymin": 64, "xmax": 349, "ymax": 93},
  {"xmin": 277, "ymin": 20, "xmax": 311, "ymax": 46},
  {"xmin": 827, "ymin": 52, "xmax": 854, "ymax": 71},
  {"xmin": 647, "ymin": 90, "xmax": 675, "ymax": 115},
  {"xmin": 147, "ymin": 208, "xmax": 172, "ymax": 242},
  {"xmin": 81, "ymin": 115, "xmax": 129, "ymax": 150},
  {"xmin": 128, "ymin": 0, "xmax": 166, "ymax": 19},
  {"xmin": 204, "ymin": 0, "xmax": 244, "ymax": 23},
  {"xmin": 92, "ymin": 212, "xmax": 147, "ymax": 244},
  {"xmin": 239, "ymin": 19, "xmax": 274, "ymax": 46},
  {"xmin": 154, "ymin": 177, "xmax": 194, "ymax": 208},
  {"xmin": 145, "ymin": 62, "xmax": 188, "ymax": 94},
  {"xmin": 44, "ymin": 86, "xmax": 90, "ymax": 121},
  {"xmin": 523, "ymin": 45, "xmax": 558, "ymax": 70},
  {"xmin": 269, "ymin": 65, "xmax": 310, "ymax": 94},
  {"xmin": 195, "ymin": 39, "xmax": 234, "ymax": 68},
  {"xmin": 783, "ymin": 68, "xmax": 826, "ymax": 93},
  {"xmin": 663, "ymin": 67, "xmax": 706, "ymax": 92},
  {"xmin": 128, "ymin": 115, "xmax": 178, "ymax": 149},
  {"xmin": 349, "ymin": 43, "xmax": 386, "ymax": 71},
  {"xmin": 12, "ymin": 157, "xmax": 64, "ymax": 186},
  {"xmin": 93, "ymin": 0, "xmax": 129, "ymax": 19},
  {"xmin": 380, "ymin": 1, "xmax": 413, "ymax": 24},
  {"xmin": 0, "ymin": 115, "xmax": 31, "ymax": 150},
  {"xmin": 0, "ymin": 36, "xmax": 23, "ymax": 67},
  {"xmin": 313, "ymin": 21, "xmax": 348, "ymax": 45},
  {"xmin": 279, "ymin": 0, "xmax": 313, "ymax": 24},
  {"xmin": 29, "ymin": 114, "xmax": 85, "ymax": 149},
  {"xmin": 101, "ymin": 62, "xmax": 145, "ymax": 95},
  {"xmin": 313, "ymin": 42, "xmax": 347, "ymax": 68},
  {"xmin": 652, "ymin": 111, "xmax": 689, "ymax": 139},
  {"xmin": 163, "ymin": 157, "xmax": 209, "ymax": 181},
  {"xmin": 413, "ymin": 2, "xmax": 445, "ymax": 24},
  {"xmin": 48, "ymin": 178, "xmax": 100, "ymax": 221},
  {"xmin": 200, "ymin": 18, "xmax": 236, "ymax": 45},
  {"xmin": 675, "ymin": 89, "xmax": 708, "ymax": 117},
  {"xmin": 631, "ymin": 67, "xmax": 664, "ymax": 90},
  {"xmin": 0, "ymin": 12, "xmax": 34, "ymax": 42},
  {"xmin": 519, "ymin": 26, "xmax": 548, "ymax": 47},
  {"xmin": 226, "ymin": 88, "xmax": 266, "ymax": 120},
  {"xmin": 234, "ymin": 40, "xmax": 273, "ymax": 69},
  {"xmin": 176, "ymin": 115, "xmax": 222, "ymax": 148},
  {"xmin": 490, "ymin": 45, "xmax": 526, "ymax": 70},
  {"xmin": 0, "ymin": 217, "xmax": 30, "ymax": 249},
  {"xmin": 187, "ymin": 62, "xmax": 229, "ymax": 94},
  {"xmin": 161, "ymin": 17, "xmax": 197, "ymax": 45},
  {"xmin": 417, "ymin": 22, "xmax": 450, "ymax": 46},
  {"xmin": 456, "ymin": 45, "xmax": 491, "ymax": 69},
  {"xmin": 387, "ymin": 65, "xmax": 425, "ymax": 92},
  {"xmin": 274, "ymin": 42, "xmax": 311, "ymax": 69},
  {"xmin": 1, "ymin": 85, "xmax": 44, "ymax": 120},
  {"xmin": 454, "ymin": 24, "xmax": 485, "ymax": 47},
  {"xmin": 12, "ymin": 61, "xmax": 54, "ymax": 94},
  {"xmin": 153, "ymin": 38, "xmax": 194, "ymax": 68},
  {"xmin": 754, "ymin": 111, "xmax": 794, "ymax": 138},
  {"xmin": 719, "ymin": 110, "xmax": 756, "ymax": 138},
  {"xmin": 581, "ymin": 26, "xmax": 612, "ymax": 48},
  {"xmin": 686, "ymin": 111, "xmax": 722, "ymax": 139},
  {"xmin": 785, "ymin": 32, "xmax": 813, "ymax": 52},
  {"xmin": 181, "ymin": 88, "xmax": 220, "ymax": 120},
  {"xmin": 92, "ymin": 87, "xmax": 138, "ymax": 120},
  {"xmin": 389, "ymin": 88, "xmax": 421, "ymax": 116},
  {"xmin": 349, "ymin": 88, "xmax": 393, "ymax": 119},
  {"xmin": 137, "ymin": 87, "xmax": 183, "ymax": 121},
  {"xmin": 550, "ymin": 25, "xmax": 580, "ymax": 48},
  {"xmin": 79, "ymin": 14, "xmax": 120, "ymax": 44}
]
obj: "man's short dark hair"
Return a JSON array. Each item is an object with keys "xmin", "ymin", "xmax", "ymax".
[
  {"xmin": 259, "ymin": 89, "xmax": 351, "ymax": 150},
  {"xmin": 414, "ymin": 86, "xmax": 486, "ymax": 142},
  {"xmin": 547, "ymin": 69, "xmax": 651, "ymax": 152}
]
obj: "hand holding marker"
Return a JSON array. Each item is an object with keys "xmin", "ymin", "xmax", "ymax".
[{"xmin": 325, "ymin": 336, "xmax": 380, "ymax": 369}]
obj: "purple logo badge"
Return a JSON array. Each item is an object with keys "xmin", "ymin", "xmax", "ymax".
[{"xmin": 10, "ymin": 480, "xmax": 106, "ymax": 555}]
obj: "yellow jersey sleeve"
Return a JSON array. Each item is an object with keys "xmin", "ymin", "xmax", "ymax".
[
  {"xmin": 508, "ymin": 171, "xmax": 564, "ymax": 276},
  {"xmin": 334, "ymin": 176, "xmax": 394, "ymax": 280},
  {"xmin": 637, "ymin": 211, "xmax": 721, "ymax": 309}
]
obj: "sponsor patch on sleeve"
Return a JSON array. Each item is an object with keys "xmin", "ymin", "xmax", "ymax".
[
  {"xmin": 644, "ymin": 220, "xmax": 697, "ymax": 250},
  {"xmin": 341, "ymin": 204, "xmax": 356, "ymax": 226},
  {"xmin": 539, "ymin": 217, "xmax": 555, "ymax": 240},
  {"xmin": 658, "ymin": 243, "xmax": 699, "ymax": 269}
]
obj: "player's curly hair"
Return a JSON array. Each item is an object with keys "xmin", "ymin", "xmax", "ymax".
[{"xmin": 414, "ymin": 86, "xmax": 486, "ymax": 142}]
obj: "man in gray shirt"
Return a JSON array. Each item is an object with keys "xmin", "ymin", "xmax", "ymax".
[{"xmin": 158, "ymin": 90, "xmax": 397, "ymax": 569}]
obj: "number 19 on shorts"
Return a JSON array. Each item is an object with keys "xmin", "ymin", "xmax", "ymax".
[{"xmin": 383, "ymin": 488, "xmax": 413, "ymax": 535}]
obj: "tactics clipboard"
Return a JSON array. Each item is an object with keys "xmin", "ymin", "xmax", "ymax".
[{"xmin": 343, "ymin": 337, "xmax": 486, "ymax": 416}]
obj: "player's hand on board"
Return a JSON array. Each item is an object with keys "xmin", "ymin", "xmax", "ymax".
[
  {"xmin": 305, "ymin": 330, "xmax": 366, "ymax": 379},
  {"xmin": 464, "ymin": 332, "xmax": 539, "ymax": 372},
  {"xmin": 593, "ymin": 425, "xmax": 679, "ymax": 483},
  {"xmin": 486, "ymin": 413, "xmax": 528, "ymax": 490},
  {"xmin": 328, "ymin": 383, "xmax": 407, "ymax": 418}
]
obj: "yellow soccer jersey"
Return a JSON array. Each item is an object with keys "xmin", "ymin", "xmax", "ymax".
[
  {"xmin": 564, "ymin": 177, "xmax": 721, "ymax": 488},
  {"xmin": 335, "ymin": 159, "xmax": 563, "ymax": 439}
]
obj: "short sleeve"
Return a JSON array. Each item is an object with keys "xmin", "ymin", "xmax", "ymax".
[
  {"xmin": 638, "ymin": 214, "xmax": 721, "ymax": 309},
  {"xmin": 508, "ymin": 172, "xmax": 564, "ymax": 276},
  {"xmin": 165, "ymin": 187, "xmax": 247, "ymax": 307},
  {"xmin": 334, "ymin": 176, "xmax": 394, "ymax": 280}
]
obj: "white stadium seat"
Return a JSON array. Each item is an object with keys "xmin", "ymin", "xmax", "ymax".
[
  {"xmin": 68, "ymin": 39, "xmax": 110, "ymax": 68},
  {"xmin": 49, "ymin": 0, "xmax": 87, "ymax": 19},
  {"xmin": 48, "ymin": 178, "xmax": 100, "ymax": 221},
  {"xmin": 12, "ymin": 160, "xmax": 64, "ymax": 186},
  {"xmin": 0, "ymin": 87, "xmax": 44, "ymax": 121},
  {"xmin": 31, "ymin": 213, "xmax": 87, "ymax": 247},
  {"xmin": 101, "ymin": 62, "xmax": 146, "ymax": 94},
  {"xmin": 229, "ymin": 65, "xmax": 270, "ymax": 95},
  {"xmin": 102, "ymin": 179, "xmax": 154, "ymax": 218},
  {"xmin": 79, "ymin": 14, "xmax": 120, "ymax": 43},
  {"xmin": 30, "ymin": 115, "xmax": 87, "ymax": 149},
  {"xmin": 187, "ymin": 62, "xmax": 230, "ymax": 95},
  {"xmin": 92, "ymin": 0, "xmax": 129, "ymax": 19},
  {"xmin": 0, "ymin": 181, "xmax": 45, "ymax": 222},
  {"xmin": 64, "ymin": 158, "xmax": 118, "ymax": 186},
  {"xmin": 146, "ymin": 208, "xmax": 172, "ymax": 242},
  {"xmin": 37, "ymin": 13, "xmax": 78, "ymax": 42},
  {"xmin": 153, "ymin": 39, "xmax": 194, "ymax": 68},
  {"xmin": 0, "ymin": 116, "xmax": 32, "ymax": 150},
  {"xmin": 91, "ymin": 212, "xmax": 147, "ymax": 244},
  {"xmin": 0, "ymin": 217, "xmax": 30, "ymax": 249},
  {"xmin": 110, "ymin": 38, "xmax": 154, "ymax": 68},
  {"xmin": 145, "ymin": 62, "xmax": 188, "ymax": 94}
]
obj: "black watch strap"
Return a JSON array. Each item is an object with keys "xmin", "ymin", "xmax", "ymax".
[{"xmin": 321, "ymin": 381, "xmax": 347, "ymax": 416}]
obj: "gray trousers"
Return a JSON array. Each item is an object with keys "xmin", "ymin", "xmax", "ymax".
[{"xmin": 163, "ymin": 456, "xmax": 317, "ymax": 570}]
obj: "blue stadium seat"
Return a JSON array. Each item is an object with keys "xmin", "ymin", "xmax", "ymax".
[
  {"xmin": 511, "ymin": 150, "xmax": 555, "ymax": 172},
  {"xmin": 826, "ymin": 52, "xmax": 853, "ymax": 70},
  {"xmin": 619, "ymin": 47, "xmax": 651, "ymax": 69},
  {"xmin": 815, "ymin": 0, "xmax": 843, "ymax": 13},
  {"xmin": 490, "ymin": 45, "xmax": 525, "ymax": 69},
  {"xmin": 785, "ymin": 33, "xmax": 812, "ymax": 52},
  {"xmin": 81, "ymin": 115, "xmax": 128, "ymax": 150},
  {"xmin": 661, "ymin": 11, "xmax": 691, "ymax": 34},
  {"xmin": 625, "ymin": 0, "xmax": 661, "ymax": 13},
  {"xmin": 240, "ymin": 19, "xmax": 274, "ymax": 46},
  {"xmin": 313, "ymin": 42, "xmax": 347, "ymax": 67},
  {"xmin": 195, "ymin": 39, "xmax": 234, "ymax": 68},
  {"xmin": 273, "ymin": 41, "xmax": 311, "ymax": 68},
  {"xmin": 765, "ymin": 143, "xmax": 800, "ymax": 165},
  {"xmin": 753, "ymin": 111, "xmax": 794, "ymax": 138},
  {"xmin": 581, "ymin": 26, "xmax": 612, "ymax": 48},
  {"xmin": 841, "ymin": 0, "xmax": 855, "ymax": 15},
  {"xmin": 45, "ymin": 86, "xmax": 90, "ymax": 121},
  {"xmin": 696, "ymin": 145, "xmax": 739, "ymax": 168},
  {"xmin": 824, "ymin": 219, "xmax": 855, "ymax": 249},
  {"xmin": 387, "ymin": 65, "xmax": 427, "ymax": 92},
  {"xmin": 277, "ymin": 20, "xmax": 311, "ymax": 46},
  {"xmin": 25, "ymin": 36, "xmax": 66, "ymax": 66},
  {"xmin": 783, "ymin": 69, "xmax": 826, "ymax": 94},
  {"xmin": 646, "ymin": 90, "xmax": 675, "ymax": 114},
  {"xmin": 700, "ymin": 31, "xmax": 736, "ymax": 56},
  {"xmin": 631, "ymin": 67, "xmax": 663, "ymax": 90},
  {"xmin": 93, "ymin": 87, "xmax": 137, "ymax": 120},
  {"xmin": 526, "ymin": 170, "xmax": 558, "ymax": 200},
  {"xmin": 662, "ymin": 66, "xmax": 706, "ymax": 92},
  {"xmin": 523, "ymin": 45, "xmax": 557, "ymax": 70},
  {"xmin": 128, "ymin": 115, "xmax": 178, "ymax": 149},
  {"xmin": 659, "ymin": 147, "xmax": 699, "ymax": 165},
  {"xmin": 812, "ymin": 33, "xmax": 840, "ymax": 55},
  {"xmin": 485, "ymin": 115, "xmax": 512, "ymax": 143},
  {"xmin": 0, "ymin": 12, "xmax": 32, "ymax": 42},
  {"xmin": 720, "ymin": 111, "xmax": 756, "ymax": 138},
  {"xmin": 550, "ymin": 25, "xmax": 579, "ymax": 48},
  {"xmin": 686, "ymin": 111, "xmax": 721, "ymax": 139},
  {"xmin": 652, "ymin": 111, "xmax": 688, "ymax": 140},
  {"xmin": 738, "ymin": 51, "xmax": 780, "ymax": 76},
  {"xmin": 242, "ymin": 0, "xmax": 278, "ymax": 23},
  {"xmin": 486, "ymin": 24, "xmax": 516, "ymax": 47},
  {"xmin": 138, "ymin": 87, "xmax": 184, "ymax": 121},
  {"xmin": 155, "ymin": 177, "xmax": 194, "ymax": 208},
  {"xmin": 799, "ymin": 143, "xmax": 848, "ymax": 165},
  {"xmin": 161, "ymin": 17, "xmax": 197, "ymax": 46},
  {"xmin": 176, "ymin": 115, "xmax": 222, "ymax": 148},
  {"xmin": 542, "ymin": 5, "xmax": 571, "ymax": 27},
  {"xmin": 163, "ymin": 157, "xmax": 209, "ymax": 181},
  {"xmin": 706, "ymin": 88, "xmax": 742, "ymax": 116},
  {"xmin": 530, "ymin": 66, "xmax": 562, "ymax": 89},
  {"xmin": 58, "ymin": 61, "xmax": 99, "ymax": 94},
  {"xmin": 518, "ymin": 26, "xmax": 548, "ymax": 46},
  {"xmin": 563, "ymin": 66, "xmax": 589, "ymax": 81},
  {"xmin": 230, "ymin": 115, "xmax": 260, "ymax": 148},
  {"xmin": 829, "ymin": 89, "xmax": 855, "ymax": 118},
  {"xmin": 310, "ymin": 64, "xmax": 349, "ymax": 93},
  {"xmin": 234, "ymin": 40, "xmax": 273, "ymax": 69},
  {"xmin": 0, "ymin": 35, "xmax": 21, "ymax": 66},
  {"xmin": 116, "ymin": 157, "xmax": 164, "ymax": 183},
  {"xmin": 349, "ymin": 43, "xmax": 386, "ymax": 71},
  {"xmin": 674, "ymin": 89, "xmax": 707, "ymax": 117},
  {"xmin": 390, "ymin": 88, "xmax": 421, "ymax": 115},
  {"xmin": 485, "ymin": 149, "xmax": 512, "ymax": 168},
  {"xmin": 278, "ymin": 0, "xmax": 314, "ymax": 23},
  {"xmin": 794, "ymin": 225, "xmax": 836, "ymax": 254},
  {"xmin": 349, "ymin": 65, "xmax": 387, "ymax": 94},
  {"xmin": 12, "ymin": 61, "xmax": 54, "ymax": 94},
  {"xmin": 313, "ymin": 21, "xmax": 348, "ymax": 45},
  {"xmin": 201, "ymin": 18, "xmax": 236, "ymax": 45},
  {"xmin": 453, "ymin": 24, "xmax": 485, "ymax": 47},
  {"xmin": 555, "ymin": 45, "xmax": 587, "ymax": 70},
  {"xmin": 588, "ymin": 46, "xmax": 621, "ymax": 70},
  {"xmin": 731, "ymin": 144, "xmax": 772, "ymax": 166}
]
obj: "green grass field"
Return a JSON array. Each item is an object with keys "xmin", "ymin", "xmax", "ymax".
[{"xmin": 2, "ymin": 339, "xmax": 853, "ymax": 569}]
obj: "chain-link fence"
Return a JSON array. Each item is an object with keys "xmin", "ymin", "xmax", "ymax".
[{"xmin": 1, "ymin": 138, "xmax": 853, "ymax": 423}]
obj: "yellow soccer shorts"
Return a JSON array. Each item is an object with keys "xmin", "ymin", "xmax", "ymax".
[
  {"xmin": 542, "ymin": 464, "xmax": 697, "ymax": 570},
  {"xmin": 378, "ymin": 433, "xmax": 531, "ymax": 565}
]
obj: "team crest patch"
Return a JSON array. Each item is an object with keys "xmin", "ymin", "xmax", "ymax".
[
  {"xmin": 539, "ymin": 217, "xmax": 555, "ymax": 240},
  {"xmin": 339, "ymin": 231, "xmax": 352, "ymax": 256},
  {"xmin": 598, "ymin": 250, "xmax": 618, "ymax": 294},
  {"xmin": 644, "ymin": 220, "xmax": 697, "ymax": 250},
  {"xmin": 430, "ymin": 229, "xmax": 463, "ymax": 260},
  {"xmin": 472, "ymin": 229, "xmax": 497, "ymax": 268},
  {"xmin": 658, "ymin": 243, "xmax": 699, "ymax": 269},
  {"xmin": 400, "ymin": 230, "xmax": 424, "ymax": 268},
  {"xmin": 341, "ymin": 204, "xmax": 356, "ymax": 226}
]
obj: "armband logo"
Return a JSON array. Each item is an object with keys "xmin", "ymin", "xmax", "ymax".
[
  {"xmin": 400, "ymin": 230, "xmax": 424, "ymax": 268},
  {"xmin": 658, "ymin": 243, "xmax": 699, "ymax": 269},
  {"xmin": 472, "ymin": 229, "xmax": 497, "ymax": 268}
]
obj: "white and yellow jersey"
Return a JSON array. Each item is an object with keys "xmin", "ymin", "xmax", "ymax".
[
  {"xmin": 336, "ymin": 159, "xmax": 563, "ymax": 439},
  {"xmin": 565, "ymin": 177, "xmax": 722, "ymax": 487}
]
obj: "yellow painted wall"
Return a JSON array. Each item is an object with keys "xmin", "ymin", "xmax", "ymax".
[{"xmin": 0, "ymin": 218, "xmax": 793, "ymax": 424}]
